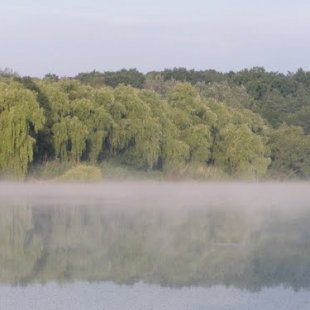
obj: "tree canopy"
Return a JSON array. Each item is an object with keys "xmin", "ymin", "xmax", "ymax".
[{"xmin": 1, "ymin": 66, "xmax": 310, "ymax": 179}]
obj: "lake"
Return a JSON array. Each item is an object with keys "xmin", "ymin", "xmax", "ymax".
[{"xmin": 0, "ymin": 182, "xmax": 310, "ymax": 309}]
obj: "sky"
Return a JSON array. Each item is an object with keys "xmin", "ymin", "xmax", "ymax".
[{"xmin": 1, "ymin": 0, "xmax": 310, "ymax": 77}]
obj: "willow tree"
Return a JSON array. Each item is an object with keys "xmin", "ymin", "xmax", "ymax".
[
  {"xmin": 0, "ymin": 80, "xmax": 45, "ymax": 178},
  {"xmin": 31, "ymin": 79, "xmax": 71, "ymax": 160},
  {"xmin": 36, "ymin": 80, "xmax": 71, "ymax": 161},
  {"xmin": 107, "ymin": 85, "xmax": 161, "ymax": 169},
  {"xmin": 71, "ymin": 96, "xmax": 112, "ymax": 163},
  {"xmin": 166, "ymin": 83, "xmax": 216, "ymax": 165},
  {"xmin": 38, "ymin": 80, "xmax": 92, "ymax": 163},
  {"xmin": 208, "ymin": 94, "xmax": 270, "ymax": 177},
  {"xmin": 214, "ymin": 124, "xmax": 270, "ymax": 177},
  {"xmin": 181, "ymin": 124, "xmax": 212, "ymax": 163},
  {"xmin": 52, "ymin": 115, "xmax": 88, "ymax": 162},
  {"xmin": 58, "ymin": 78, "xmax": 92, "ymax": 101},
  {"xmin": 139, "ymin": 89, "xmax": 190, "ymax": 169},
  {"xmin": 205, "ymin": 98, "xmax": 270, "ymax": 169}
]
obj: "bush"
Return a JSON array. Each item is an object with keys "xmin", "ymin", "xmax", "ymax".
[{"xmin": 58, "ymin": 164, "xmax": 102, "ymax": 182}]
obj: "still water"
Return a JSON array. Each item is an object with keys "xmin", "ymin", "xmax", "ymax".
[{"xmin": 0, "ymin": 182, "xmax": 310, "ymax": 309}]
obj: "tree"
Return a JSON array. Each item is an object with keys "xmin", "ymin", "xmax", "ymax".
[
  {"xmin": 43, "ymin": 73, "xmax": 59, "ymax": 82},
  {"xmin": 34, "ymin": 79, "xmax": 71, "ymax": 161},
  {"xmin": 36, "ymin": 79, "xmax": 112, "ymax": 163},
  {"xmin": 268, "ymin": 124, "xmax": 310, "ymax": 178},
  {"xmin": 203, "ymin": 97, "xmax": 270, "ymax": 177},
  {"xmin": 71, "ymin": 96, "xmax": 112, "ymax": 162},
  {"xmin": 195, "ymin": 81, "xmax": 253, "ymax": 109},
  {"xmin": 107, "ymin": 85, "xmax": 161, "ymax": 169},
  {"xmin": 166, "ymin": 83, "xmax": 216, "ymax": 164},
  {"xmin": 0, "ymin": 80, "xmax": 45, "ymax": 177},
  {"xmin": 138, "ymin": 89, "xmax": 190, "ymax": 169},
  {"xmin": 75, "ymin": 70, "xmax": 104, "ymax": 87},
  {"xmin": 144, "ymin": 72, "xmax": 177, "ymax": 97},
  {"xmin": 181, "ymin": 124, "xmax": 211, "ymax": 163},
  {"xmin": 103, "ymin": 69, "xmax": 145, "ymax": 89},
  {"xmin": 213, "ymin": 124, "xmax": 270, "ymax": 177},
  {"xmin": 0, "ymin": 67, "xmax": 19, "ymax": 78},
  {"xmin": 255, "ymin": 89, "xmax": 288, "ymax": 128}
]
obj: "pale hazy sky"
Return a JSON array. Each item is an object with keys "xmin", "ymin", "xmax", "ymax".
[{"xmin": 1, "ymin": 0, "xmax": 310, "ymax": 77}]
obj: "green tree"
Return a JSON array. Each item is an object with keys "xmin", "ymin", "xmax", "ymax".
[
  {"xmin": 52, "ymin": 115, "xmax": 89, "ymax": 162},
  {"xmin": 43, "ymin": 73, "xmax": 59, "ymax": 82},
  {"xmin": 214, "ymin": 124, "xmax": 270, "ymax": 177},
  {"xmin": 268, "ymin": 124, "xmax": 310, "ymax": 177},
  {"xmin": 138, "ymin": 89, "xmax": 190, "ymax": 169},
  {"xmin": 70, "ymin": 96, "xmax": 112, "ymax": 162},
  {"xmin": 195, "ymin": 81, "xmax": 253, "ymax": 109},
  {"xmin": 144, "ymin": 72, "xmax": 177, "ymax": 97},
  {"xmin": 254, "ymin": 89, "xmax": 288, "ymax": 128},
  {"xmin": 107, "ymin": 85, "xmax": 161, "ymax": 169},
  {"xmin": 166, "ymin": 83, "xmax": 216, "ymax": 164},
  {"xmin": 103, "ymin": 69, "xmax": 145, "ymax": 89},
  {"xmin": 0, "ymin": 79, "xmax": 45, "ymax": 177},
  {"xmin": 35, "ymin": 79, "xmax": 71, "ymax": 161},
  {"xmin": 75, "ymin": 70, "xmax": 105, "ymax": 87}
]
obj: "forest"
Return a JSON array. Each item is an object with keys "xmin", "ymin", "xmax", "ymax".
[{"xmin": 1, "ymin": 66, "xmax": 310, "ymax": 180}]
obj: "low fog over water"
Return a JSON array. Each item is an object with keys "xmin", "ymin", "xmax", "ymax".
[
  {"xmin": 1, "ymin": 181, "xmax": 310, "ymax": 309},
  {"xmin": 1, "ymin": 181, "xmax": 310, "ymax": 209}
]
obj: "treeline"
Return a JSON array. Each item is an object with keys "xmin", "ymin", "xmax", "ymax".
[{"xmin": 1, "ymin": 67, "xmax": 310, "ymax": 179}]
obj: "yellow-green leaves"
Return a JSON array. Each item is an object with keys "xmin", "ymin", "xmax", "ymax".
[
  {"xmin": 181, "ymin": 124, "xmax": 211, "ymax": 163},
  {"xmin": 268, "ymin": 124, "xmax": 310, "ymax": 177},
  {"xmin": 0, "ymin": 77, "xmax": 275, "ymax": 179},
  {"xmin": 214, "ymin": 124, "xmax": 270, "ymax": 177},
  {"xmin": 0, "ymin": 80, "xmax": 45, "ymax": 178},
  {"xmin": 108, "ymin": 85, "xmax": 161, "ymax": 169}
]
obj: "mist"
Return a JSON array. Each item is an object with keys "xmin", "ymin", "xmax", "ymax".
[
  {"xmin": 1, "ymin": 181, "xmax": 310, "ymax": 210},
  {"xmin": 1, "ymin": 181, "xmax": 310, "ymax": 292}
]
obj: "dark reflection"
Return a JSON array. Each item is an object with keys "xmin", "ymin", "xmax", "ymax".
[{"xmin": 1, "ymin": 186, "xmax": 310, "ymax": 291}]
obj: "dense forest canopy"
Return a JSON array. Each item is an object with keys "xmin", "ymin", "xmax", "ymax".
[{"xmin": 1, "ymin": 66, "xmax": 310, "ymax": 179}]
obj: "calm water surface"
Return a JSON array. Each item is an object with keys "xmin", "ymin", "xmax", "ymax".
[{"xmin": 0, "ymin": 182, "xmax": 310, "ymax": 309}]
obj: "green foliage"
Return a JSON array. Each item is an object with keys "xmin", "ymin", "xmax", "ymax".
[
  {"xmin": 161, "ymin": 67, "xmax": 224, "ymax": 84},
  {"xmin": 104, "ymin": 69, "xmax": 145, "ymax": 88},
  {"xmin": 268, "ymin": 124, "xmax": 310, "ymax": 178},
  {"xmin": 75, "ymin": 70, "xmax": 104, "ymax": 87},
  {"xmin": 165, "ymin": 83, "xmax": 217, "ymax": 165},
  {"xmin": 255, "ymin": 89, "xmax": 288, "ymax": 127},
  {"xmin": 0, "ymin": 79, "xmax": 45, "ymax": 178},
  {"xmin": 107, "ymin": 85, "xmax": 161, "ymax": 169},
  {"xmin": 57, "ymin": 164, "xmax": 102, "ymax": 182},
  {"xmin": 2, "ymin": 67, "xmax": 310, "ymax": 179},
  {"xmin": 196, "ymin": 81, "xmax": 253, "ymax": 109},
  {"xmin": 144, "ymin": 72, "xmax": 177, "ymax": 97},
  {"xmin": 214, "ymin": 124, "xmax": 270, "ymax": 178},
  {"xmin": 75, "ymin": 69, "xmax": 146, "ymax": 88},
  {"xmin": 181, "ymin": 124, "xmax": 211, "ymax": 163},
  {"xmin": 43, "ymin": 73, "xmax": 59, "ymax": 82}
]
